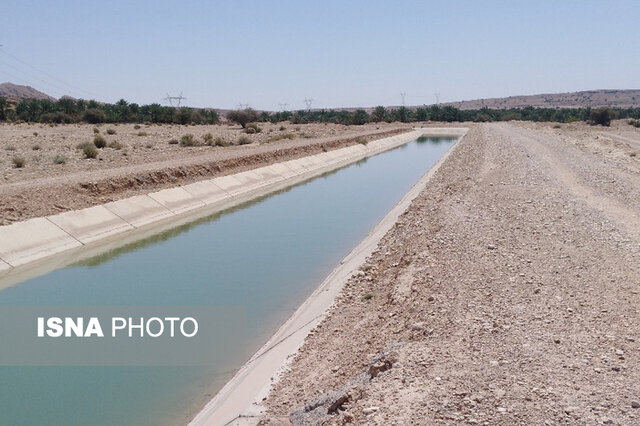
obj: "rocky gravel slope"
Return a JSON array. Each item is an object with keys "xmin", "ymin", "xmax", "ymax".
[{"xmin": 260, "ymin": 122, "xmax": 640, "ymax": 425}]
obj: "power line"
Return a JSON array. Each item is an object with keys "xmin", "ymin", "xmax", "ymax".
[
  {"xmin": 304, "ymin": 98, "xmax": 313, "ymax": 111},
  {"xmin": 163, "ymin": 92, "xmax": 186, "ymax": 107},
  {"xmin": 0, "ymin": 47, "xmax": 98, "ymax": 99},
  {"xmin": 0, "ymin": 59, "xmax": 67, "ymax": 98}
]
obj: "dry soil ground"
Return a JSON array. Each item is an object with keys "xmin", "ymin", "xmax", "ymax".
[
  {"xmin": 260, "ymin": 120, "xmax": 640, "ymax": 425},
  {"xmin": 0, "ymin": 121, "xmax": 409, "ymax": 224}
]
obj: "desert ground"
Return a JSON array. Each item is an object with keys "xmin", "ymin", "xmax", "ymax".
[
  {"xmin": 0, "ymin": 121, "xmax": 409, "ymax": 225},
  {"xmin": 259, "ymin": 120, "xmax": 640, "ymax": 425}
]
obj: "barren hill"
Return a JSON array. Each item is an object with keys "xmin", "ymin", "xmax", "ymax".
[
  {"xmin": 0, "ymin": 82, "xmax": 56, "ymax": 101},
  {"xmin": 441, "ymin": 89, "xmax": 640, "ymax": 110}
]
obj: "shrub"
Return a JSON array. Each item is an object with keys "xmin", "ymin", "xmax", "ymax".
[
  {"xmin": 33, "ymin": 132, "xmax": 38, "ymax": 137},
  {"xmin": 93, "ymin": 127, "xmax": 100, "ymax": 134},
  {"xmin": 137, "ymin": 131, "xmax": 148, "ymax": 136},
  {"xmin": 226, "ymin": 109, "xmax": 259, "ymax": 128},
  {"xmin": 83, "ymin": 108, "xmax": 106, "ymax": 124},
  {"xmin": 31, "ymin": 144, "xmax": 41, "ymax": 150},
  {"xmin": 213, "ymin": 137, "xmax": 229, "ymax": 147},
  {"xmin": 416, "ymin": 135, "xmax": 428, "ymax": 142},
  {"xmin": 53, "ymin": 154, "xmax": 67, "ymax": 164},
  {"xmin": 93, "ymin": 135, "xmax": 107, "ymax": 148},
  {"xmin": 237, "ymin": 135, "xmax": 251, "ymax": 145},
  {"xmin": 244, "ymin": 126, "xmax": 256, "ymax": 134},
  {"xmin": 168, "ymin": 138, "xmax": 179, "ymax": 145},
  {"xmin": 355, "ymin": 136, "xmax": 368, "ymax": 145},
  {"xmin": 361, "ymin": 293, "xmax": 373, "ymax": 301},
  {"xmin": 134, "ymin": 124, "xmax": 141, "ymax": 129},
  {"xmin": 108, "ymin": 141, "xmax": 124, "ymax": 150},
  {"xmin": 245, "ymin": 122, "xmax": 262, "ymax": 133},
  {"xmin": 279, "ymin": 125, "xmax": 286, "ymax": 131},
  {"xmin": 180, "ymin": 134, "xmax": 200, "ymax": 147},
  {"xmin": 473, "ymin": 113, "xmax": 492, "ymax": 122},
  {"xmin": 629, "ymin": 119, "xmax": 640, "ymax": 128},
  {"xmin": 40, "ymin": 111, "xmax": 73, "ymax": 124},
  {"xmin": 106, "ymin": 128, "xmax": 116, "ymax": 135},
  {"xmin": 12, "ymin": 156, "xmax": 25, "ymax": 168},
  {"xmin": 589, "ymin": 107, "xmax": 614, "ymax": 126},
  {"xmin": 83, "ymin": 144, "xmax": 98, "ymax": 158},
  {"xmin": 5, "ymin": 145, "xmax": 16, "ymax": 151},
  {"xmin": 203, "ymin": 133, "xmax": 214, "ymax": 144},
  {"xmin": 267, "ymin": 133, "xmax": 296, "ymax": 142}
]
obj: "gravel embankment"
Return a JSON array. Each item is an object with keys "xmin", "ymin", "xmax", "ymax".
[{"xmin": 261, "ymin": 121, "xmax": 640, "ymax": 425}]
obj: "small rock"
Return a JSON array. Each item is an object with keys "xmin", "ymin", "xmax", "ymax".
[
  {"xmin": 497, "ymin": 407, "xmax": 507, "ymax": 413},
  {"xmin": 362, "ymin": 406, "xmax": 379, "ymax": 415},
  {"xmin": 632, "ymin": 401, "xmax": 640, "ymax": 409},
  {"xmin": 487, "ymin": 244, "xmax": 497, "ymax": 250}
]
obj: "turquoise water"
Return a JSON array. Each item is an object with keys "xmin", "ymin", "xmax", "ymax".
[{"xmin": 0, "ymin": 137, "xmax": 455, "ymax": 426}]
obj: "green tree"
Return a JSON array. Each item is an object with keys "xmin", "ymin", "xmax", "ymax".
[
  {"xmin": 226, "ymin": 108, "xmax": 259, "ymax": 128},
  {"xmin": 371, "ymin": 106, "xmax": 387, "ymax": 122}
]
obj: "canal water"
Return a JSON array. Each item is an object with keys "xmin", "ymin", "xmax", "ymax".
[{"xmin": 0, "ymin": 136, "xmax": 455, "ymax": 426}]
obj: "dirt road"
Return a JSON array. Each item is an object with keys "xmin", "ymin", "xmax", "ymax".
[{"xmin": 261, "ymin": 121, "xmax": 640, "ymax": 425}]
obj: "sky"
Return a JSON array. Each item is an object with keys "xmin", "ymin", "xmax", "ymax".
[{"xmin": 0, "ymin": 0, "xmax": 639, "ymax": 110}]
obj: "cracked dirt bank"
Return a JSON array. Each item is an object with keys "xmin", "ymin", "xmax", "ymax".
[{"xmin": 260, "ymin": 121, "xmax": 640, "ymax": 425}]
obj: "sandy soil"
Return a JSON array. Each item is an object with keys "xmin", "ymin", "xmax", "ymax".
[
  {"xmin": 0, "ymin": 122, "xmax": 410, "ymax": 224},
  {"xmin": 260, "ymin": 120, "xmax": 640, "ymax": 425}
]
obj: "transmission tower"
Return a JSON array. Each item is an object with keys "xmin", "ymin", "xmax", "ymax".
[
  {"xmin": 434, "ymin": 92, "xmax": 441, "ymax": 105},
  {"xmin": 400, "ymin": 92, "xmax": 406, "ymax": 106},
  {"xmin": 278, "ymin": 103, "xmax": 289, "ymax": 111},
  {"xmin": 163, "ymin": 92, "xmax": 186, "ymax": 107},
  {"xmin": 236, "ymin": 103, "xmax": 249, "ymax": 109},
  {"xmin": 304, "ymin": 98, "xmax": 314, "ymax": 111}
]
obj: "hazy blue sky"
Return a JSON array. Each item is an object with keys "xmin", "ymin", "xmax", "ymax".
[{"xmin": 1, "ymin": 0, "xmax": 638, "ymax": 110}]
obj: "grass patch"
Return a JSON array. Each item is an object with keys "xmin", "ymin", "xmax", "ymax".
[
  {"xmin": 5, "ymin": 145, "xmax": 16, "ymax": 151},
  {"xmin": 180, "ymin": 134, "xmax": 201, "ymax": 147},
  {"xmin": 93, "ymin": 135, "xmax": 107, "ymax": 148},
  {"xmin": 108, "ymin": 141, "xmax": 124, "ymax": 150},
  {"xmin": 93, "ymin": 127, "xmax": 100, "ymax": 134},
  {"xmin": 213, "ymin": 137, "xmax": 229, "ymax": 147},
  {"xmin": 83, "ymin": 144, "xmax": 98, "ymax": 159},
  {"xmin": 237, "ymin": 135, "xmax": 252, "ymax": 145},
  {"xmin": 279, "ymin": 125, "xmax": 286, "ymax": 131},
  {"xmin": 202, "ymin": 133, "xmax": 214, "ymax": 144},
  {"xmin": 106, "ymin": 128, "xmax": 116, "ymax": 135},
  {"xmin": 361, "ymin": 293, "xmax": 373, "ymax": 301},
  {"xmin": 137, "ymin": 131, "xmax": 148, "ymax": 136},
  {"xmin": 53, "ymin": 154, "xmax": 67, "ymax": 164},
  {"xmin": 244, "ymin": 123, "xmax": 262, "ymax": 134},
  {"xmin": 355, "ymin": 136, "xmax": 368, "ymax": 145},
  {"xmin": 31, "ymin": 144, "xmax": 41, "ymax": 150},
  {"xmin": 267, "ymin": 133, "xmax": 296, "ymax": 142},
  {"xmin": 12, "ymin": 156, "xmax": 25, "ymax": 168}
]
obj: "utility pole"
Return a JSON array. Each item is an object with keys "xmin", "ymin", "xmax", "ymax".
[
  {"xmin": 163, "ymin": 92, "xmax": 186, "ymax": 107},
  {"xmin": 304, "ymin": 98, "xmax": 313, "ymax": 111}
]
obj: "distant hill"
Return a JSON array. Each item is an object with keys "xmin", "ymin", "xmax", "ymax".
[
  {"xmin": 0, "ymin": 82, "xmax": 56, "ymax": 101},
  {"xmin": 440, "ymin": 89, "xmax": 640, "ymax": 110}
]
